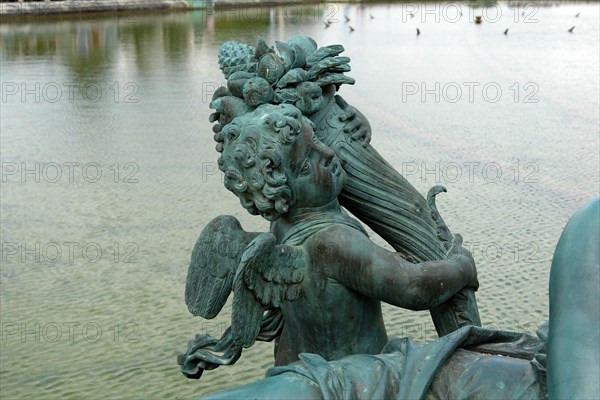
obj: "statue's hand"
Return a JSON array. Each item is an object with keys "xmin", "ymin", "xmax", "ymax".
[
  {"xmin": 448, "ymin": 234, "xmax": 479, "ymax": 291},
  {"xmin": 177, "ymin": 329, "xmax": 242, "ymax": 380},
  {"xmin": 339, "ymin": 106, "xmax": 372, "ymax": 146}
]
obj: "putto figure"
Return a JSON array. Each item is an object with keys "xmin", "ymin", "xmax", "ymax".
[
  {"xmin": 208, "ymin": 36, "xmax": 481, "ymax": 336},
  {"xmin": 180, "ymin": 104, "xmax": 477, "ymax": 370},
  {"xmin": 177, "ymin": 36, "xmax": 599, "ymax": 399},
  {"xmin": 179, "ymin": 104, "xmax": 486, "ymax": 398}
]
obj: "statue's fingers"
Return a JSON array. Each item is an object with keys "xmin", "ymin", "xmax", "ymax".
[
  {"xmin": 356, "ymin": 130, "xmax": 372, "ymax": 145},
  {"xmin": 351, "ymin": 129, "xmax": 366, "ymax": 140},
  {"xmin": 209, "ymin": 112, "xmax": 220, "ymax": 123},
  {"xmin": 339, "ymin": 109, "xmax": 356, "ymax": 122},
  {"xmin": 344, "ymin": 119, "xmax": 361, "ymax": 133}
]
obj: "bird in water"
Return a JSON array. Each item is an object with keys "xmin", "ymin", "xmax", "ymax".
[
  {"xmin": 370, "ymin": 14, "xmax": 375, "ymax": 20},
  {"xmin": 417, "ymin": 28, "xmax": 421, "ymax": 36},
  {"xmin": 568, "ymin": 26, "xmax": 575, "ymax": 33},
  {"xmin": 344, "ymin": 15, "xmax": 350, "ymax": 23},
  {"xmin": 349, "ymin": 26, "xmax": 355, "ymax": 33},
  {"xmin": 504, "ymin": 28, "xmax": 509, "ymax": 35},
  {"xmin": 575, "ymin": 12, "xmax": 580, "ymax": 18}
]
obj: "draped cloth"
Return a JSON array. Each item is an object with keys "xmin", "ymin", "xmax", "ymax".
[{"xmin": 266, "ymin": 325, "xmax": 547, "ymax": 400}]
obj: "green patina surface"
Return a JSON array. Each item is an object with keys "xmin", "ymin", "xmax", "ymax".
[{"xmin": 177, "ymin": 35, "xmax": 600, "ymax": 399}]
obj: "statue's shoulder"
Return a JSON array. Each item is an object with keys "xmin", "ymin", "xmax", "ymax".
[{"xmin": 303, "ymin": 221, "xmax": 371, "ymax": 264}]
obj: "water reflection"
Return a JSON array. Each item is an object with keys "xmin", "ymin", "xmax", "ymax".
[
  {"xmin": 118, "ymin": 22, "xmax": 158, "ymax": 72},
  {"xmin": 0, "ymin": 5, "xmax": 366, "ymax": 76},
  {"xmin": 67, "ymin": 24, "xmax": 116, "ymax": 82},
  {"xmin": 0, "ymin": 2, "xmax": 598, "ymax": 399},
  {"xmin": 1, "ymin": 21, "xmax": 117, "ymax": 83}
]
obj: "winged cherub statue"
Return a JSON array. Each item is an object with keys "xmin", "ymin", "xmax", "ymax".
[
  {"xmin": 178, "ymin": 104, "xmax": 600, "ymax": 400},
  {"xmin": 178, "ymin": 104, "xmax": 478, "ymax": 384},
  {"xmin": 208, "ymin": 36, "xmax": 481, "ymax": 337},
  {"xmin": 176, "ymin": 35, "xmax": 600, "ymax": 400}
]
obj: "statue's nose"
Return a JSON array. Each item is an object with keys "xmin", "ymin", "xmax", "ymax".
[
  {"xmin": 321, "ymin": 152, "xmax": 336, "ymax": 169},
  {"xmin": 313, "ymin": 139, "xmax": 335, "ymax": 157}
]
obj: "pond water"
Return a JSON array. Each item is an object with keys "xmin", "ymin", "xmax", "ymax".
[{"xmin": 1, "ymin": 1, "xmax": 598, "ymax": 398}]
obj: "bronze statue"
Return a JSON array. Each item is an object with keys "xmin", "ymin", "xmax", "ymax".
[
  {"xmin": 177, "ymin": 36, "xmax": 599, "ymax": 400},
  {"xmin": 209, "ymin": 36, "xmax": 480, "ymax": 337}
]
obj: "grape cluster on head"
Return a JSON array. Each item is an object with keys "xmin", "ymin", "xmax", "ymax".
[{"xmin": 210, "ymin": 36, "xmax": 355, "ymax": 153}]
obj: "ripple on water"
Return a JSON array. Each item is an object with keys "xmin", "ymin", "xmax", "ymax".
[{"xmin": 1, "ymin": 2, "xmax": 598, "ymax": 398}]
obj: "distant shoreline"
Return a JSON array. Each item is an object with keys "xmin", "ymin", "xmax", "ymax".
[
  {"xmin": 1, "ymin": 0, "xmax": 188, "ymax": 17},
  {"xmin": 0, "ymin": 0, "xmax": 330, "ymax": 18},
  {"xmin": 2, "ymin": 0, "xmax": 589, "ymax": 19}
]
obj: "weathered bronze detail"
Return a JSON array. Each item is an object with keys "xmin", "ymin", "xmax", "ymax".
[{"xmin": 177, "ymin": 36, "xmax": 599, "ymax": 400}]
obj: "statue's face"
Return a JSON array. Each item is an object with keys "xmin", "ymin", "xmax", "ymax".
[{"xmin": 283, "ymin": 124, "xmax": 345, "ymax": 209}]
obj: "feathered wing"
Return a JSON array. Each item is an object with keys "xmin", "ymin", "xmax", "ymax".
[
  {"xmin": 231, "ymin": 233, "xmax": 305, "ymax": 348},
  {"xmin": 184, "ymin": 215, "xmax": 260, "ymax": 319}
]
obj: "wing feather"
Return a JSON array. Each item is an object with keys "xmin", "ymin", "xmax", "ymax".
[
  {"xmin": 240, "ymin": 233, "xmax": 305, "ymax": 306},
  {"xmin": 231, "ymin": 280, "xmax": 264, "ymax": 348},
  {"xmin": 229, "ymin": 233, "xmax": 306, "ymax": 347},
  {"xmin": 184, "ymin": 215, "xmax": 259, "ymax": 319}
]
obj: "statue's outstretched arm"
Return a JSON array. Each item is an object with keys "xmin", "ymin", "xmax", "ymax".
[{"xmin": 318, "ymin": 225, "xmax": 478, "ymax": 311}]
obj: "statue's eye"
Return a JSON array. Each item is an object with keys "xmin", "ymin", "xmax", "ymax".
[{"xmin": 300, "ymin": 160, "xmax": 310, "ymax": 175}]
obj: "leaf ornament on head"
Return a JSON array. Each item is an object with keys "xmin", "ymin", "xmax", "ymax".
[{"xmin": 211, "ymin": 36, "xmax": 356, "ymax": 142}]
